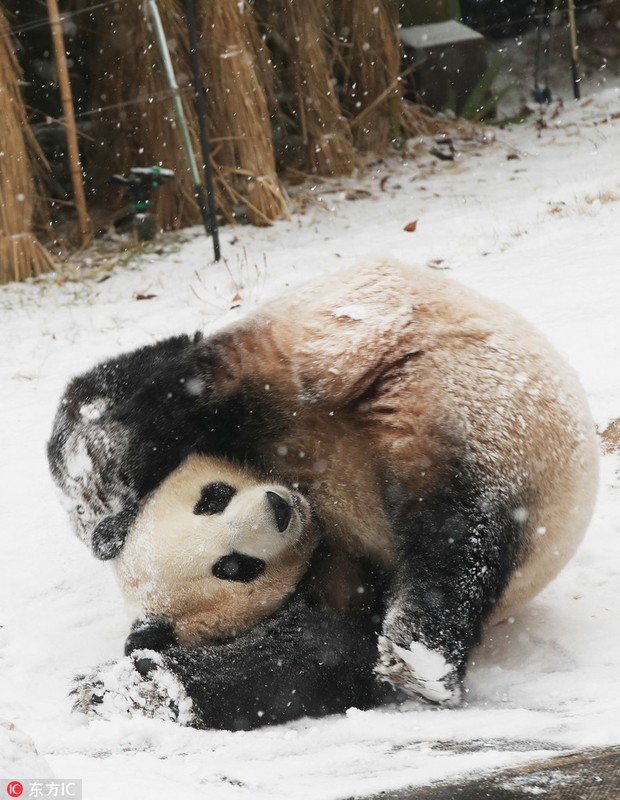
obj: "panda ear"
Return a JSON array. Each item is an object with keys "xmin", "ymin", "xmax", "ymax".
[{"xmin": 212, "ymin": 552, "xmax": 266, "ymax": 583}]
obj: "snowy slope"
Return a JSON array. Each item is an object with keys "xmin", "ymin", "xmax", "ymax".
[{"xmin": 1, "ymin": 89, "xmax": 620, "ymax": 799}]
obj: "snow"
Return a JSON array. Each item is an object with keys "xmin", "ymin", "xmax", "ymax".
[
  {"xmin": 79, "ymin": 400, "xmax": 108, "ymax": 422},
  {"xmin": 389, "ymin": 641, "xmax": 454, "ymax": 704},
  {"xmin": 71, "ymin": 653, "xmax": 194, "ymax": 728},
  {"xmin": 2, "ymin": 88, "xmax": 620, "ymax": 798},
  {"xmin": 332, "ymin": 304, "xmax": 371, "ymax": 321},
  {"xmin": 64, "ymin": 437, "xmax": 94, "ymax": 482},
  {"xmin": 393, "ymin": 643, "xmax": 451, "ymax": 683},
  {"xmin": 0, "ymin": 723, "xmax": 53, "ymax": 778}
]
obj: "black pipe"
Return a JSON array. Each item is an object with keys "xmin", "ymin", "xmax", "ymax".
[{"xmin": 183, "ymin": 0, "xmax": 221, "ymax": 262}]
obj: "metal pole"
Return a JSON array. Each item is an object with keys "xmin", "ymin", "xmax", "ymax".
[
  {"xmin": 566, "ymin": 0, "xmax": 581, "ymax": 100},
  {"xmin": 147, "ymin": 0, "xmax": 220, "ymax": 259},
  {"xmin": 533, "ymin": 0, "xmax": 552, "ymax": 103},
  {"xmin": 183, "ymin": 0, "xmax": 221, "ymax": 262}
]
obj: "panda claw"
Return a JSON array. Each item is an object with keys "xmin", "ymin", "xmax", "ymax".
[
  {"xmin": 70, "ymin": 673, "xmax": 105, "ymax": 713},
  {"xmin": 376, "ymin": 635, "xmax": 463, "ymax": 707},
  {"xmin": 92, "ymin": 504, "xmax": 138, "ymax": 561}
]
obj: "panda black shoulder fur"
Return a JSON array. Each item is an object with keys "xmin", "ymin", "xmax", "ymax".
[{"xmin": 49, "ymin": 261, "xmax": 598, "ymax": 729}]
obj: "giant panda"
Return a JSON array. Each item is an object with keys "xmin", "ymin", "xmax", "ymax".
[{"xmin": 49, "ymin": 260, "xmax": 599, "ymax": 728}]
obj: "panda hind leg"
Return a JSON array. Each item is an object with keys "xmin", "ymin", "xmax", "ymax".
[{"xmin": 379, "ymin": 473, "xmax": 526, "ymax": 705}]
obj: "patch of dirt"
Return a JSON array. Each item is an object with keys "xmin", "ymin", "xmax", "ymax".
[
  {"xmin": 366, "ymin": 746, "xmax": 620, "ymax": 800},
  {"xmin": 600, "ymin": 419, "xmax": 620, "ymax": 454}
]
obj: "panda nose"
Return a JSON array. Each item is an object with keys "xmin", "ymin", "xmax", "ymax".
[{"xmin": 266, "ymin": 491, "xmax": 293, "ymax": 533}]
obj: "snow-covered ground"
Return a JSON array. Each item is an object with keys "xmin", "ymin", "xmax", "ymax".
[{"xmin": 1, "ymin": 88, "xmax": 620, "ymax": 799}]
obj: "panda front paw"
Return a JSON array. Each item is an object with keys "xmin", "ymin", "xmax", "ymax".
[
  {"xmin": 124, "ymin": 616, "xmax": 178, "ymax": 655},
  {"xmin": 71, "ymin": 651, "xmax": 194, "ymax": 725},
  {"xmin": 48, "ymin": 413, "xmax": 138, "ymax": 554},
  {"xmin": 376, "ymin": 635, "xmax": 463, "ymax": 706}
]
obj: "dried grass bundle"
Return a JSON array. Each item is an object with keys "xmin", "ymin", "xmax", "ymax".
[
  {"xmin": 197, "ymin": 0, "xmax": 289, "ymax": 225},
  {"xmin": 87, "ymin": 0, "xmax": 203, "ymax": 230},
  {"xmin": 268, "ymin": 0, "xmax": 355, "ymax": 176},
  {"xmin": 0, "ymin": 7, "xmax": 55, "ymax": 284},
  {"xmin": 400, "ymin": 101, "xmax": 446, "ymax": 139},
  {"xmin": 335, "ymin": 0, "xmax": 402, "ymax": 151}
]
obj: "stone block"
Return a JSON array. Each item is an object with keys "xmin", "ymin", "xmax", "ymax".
[{"xmin": 400, "ymin": 20, "xmax": 488, "ymax": 114}]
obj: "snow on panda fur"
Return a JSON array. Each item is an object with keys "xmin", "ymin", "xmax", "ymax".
[{"xmin": 49, "ymin": 260, "xmax": 598, "ymax": 729}]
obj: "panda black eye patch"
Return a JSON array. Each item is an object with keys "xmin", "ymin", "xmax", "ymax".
[
  {"xmin": 194, "ymin": 482, "xmax": 237, "ymax": 515},
  {"xmin": 212, "ymin": 552, "xmax": 267, "ymax": 583}
]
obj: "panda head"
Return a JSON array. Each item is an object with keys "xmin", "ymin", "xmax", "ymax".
[{"xmin": 114, "ymin": 454, "xmax": 318, "ymax": 644}]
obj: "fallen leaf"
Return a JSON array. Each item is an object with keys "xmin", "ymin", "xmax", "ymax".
[
  {"xmin": 135, "ymin": 293, "xmax": 157, "ymax": 301},
  {"xmin": 232, "ymin": 292, "xmax": 242, "ymax": 302},
  {"xmin": 345, "ymin": 189, "xmax": 372, "ymax": 201},
  {"xmin": 403, "ymin": 220, "xmax": 418, "ymax": 232}
]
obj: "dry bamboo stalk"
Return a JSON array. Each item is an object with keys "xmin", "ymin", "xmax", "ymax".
[
  {"xmin": 47, "ymin": 0, "xmax": 91, "ymax": 246},
  {"xmin": 196, "ymin": 0, "xmax": 289, "ymax": 225},
  {"xmin": 0, "ymin": 6, "xmax": 56, "ymax": 284},
  {"xmin": 268, "ymin": 0, "xmax": 355, "ymax": 175},
  {"xmin": 87, "ymin": 0, "xmax": 206, "ymax": 229},
  {"xmin": 335, "ymin": 0, "xmax": 402, "ymax": 150}
]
